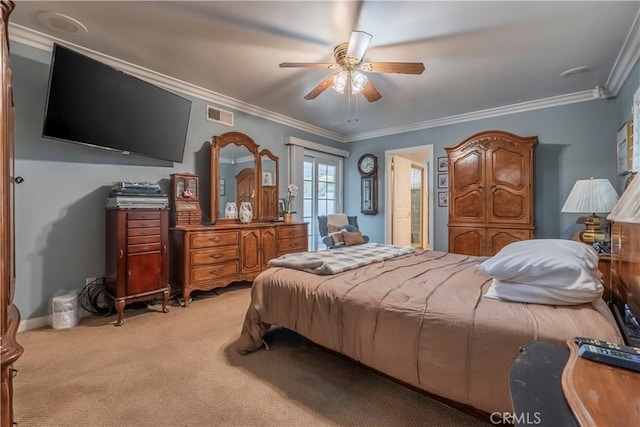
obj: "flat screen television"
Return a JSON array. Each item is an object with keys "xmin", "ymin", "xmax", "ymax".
[{"xmin": 42, "ymin": 43, "xmax": 192, "ymax": 163}]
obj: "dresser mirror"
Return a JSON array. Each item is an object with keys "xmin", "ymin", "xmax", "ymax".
[
  {"xmin": 259, "ymin": 149, "xmax": 279, "ymax": 221},
  {"xmin": 210, "ymin": 131, "xmax": 278, "ymax": 224}
]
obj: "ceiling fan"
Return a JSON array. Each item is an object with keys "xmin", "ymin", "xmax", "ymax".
[{"xmin": 280, "ymin": 31, "xmax": 425, "ymax": 102}]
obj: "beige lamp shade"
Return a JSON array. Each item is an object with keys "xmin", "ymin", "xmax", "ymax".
[
  {"xmin": 607, "ymin": 173, "xmax": 640, "ymax": 223},
  {"xmin": 561, "ymin": 178, "xmax": 619, "ymax": 214}
]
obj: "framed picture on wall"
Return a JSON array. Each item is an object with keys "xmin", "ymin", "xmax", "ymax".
[
  {"xmin": 437, "ymin": 156, "xmax": 448, "ymax": 172},
  {"xmin": 437, "ymin": 173, "xmax": 448, "ymax": 189},
  {"xmin": 617, "ymin": 120, "xmax": 633, "ymax": 175},
  {"xmin": 438, "ymin": 192, "xmax": 448, "ymax": 207},
  {"xmin": 219, "ymin": 179, "xmax": 225, "ymax": 196}
]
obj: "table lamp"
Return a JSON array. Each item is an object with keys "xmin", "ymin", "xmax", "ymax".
[
  {"xmin": 561, "ymin": 178, "xmax": 619, "ymax": 243},
  {"xmin": 607, "ymin": 172, "xmax": 640, "ymax": 223}
]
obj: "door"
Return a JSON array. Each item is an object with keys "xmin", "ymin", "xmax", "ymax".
[
  {"xmin": 303, "ymin": 154, "xmax": 342, "ymax": 250},
  {"xmin": 411, "ymin": 166, "xmax": 424, "ymax": 247},
  {"xmin": 260, "ymin": 227, "xmax": 277, "ymax": 269},
  {"xmin": 485, "ymin": 144, "xmax": 532, "ymax": 225},
  {"xmin": 240, "ymin": 229, "xmax": 261, "ymax": 274},
  {"xmin": 392, "ymin": 155, "xmax": 412, "ymax": 246},
  {"xmin": 448, "ymin": 147, "xmax": 486, "ymax": 223}
]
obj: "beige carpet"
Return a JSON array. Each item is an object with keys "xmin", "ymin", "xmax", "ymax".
[{"xmin": 14, "ymin": 284, "xmax": 489, "ymax": 426}]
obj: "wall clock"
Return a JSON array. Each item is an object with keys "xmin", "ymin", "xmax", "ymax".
[
  {"xmin": 357, "ymin": 154, "xmax": 378, "ymax": 215},
  {"xmin": 358, "ymin": 153, "xmax": 378, "ymax": 176}
]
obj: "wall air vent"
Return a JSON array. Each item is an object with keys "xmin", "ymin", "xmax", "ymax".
[{"xmin": 206, "ymin": 105, "xmax": 234, "ymax": 127}]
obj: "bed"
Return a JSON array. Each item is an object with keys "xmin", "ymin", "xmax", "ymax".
[{"xmin": 238, "ymin": 242, "xmax": 623, "ymax": 415}]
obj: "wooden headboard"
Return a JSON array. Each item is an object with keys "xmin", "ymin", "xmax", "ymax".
[{"xmin": 610, "ymin": 221, "xmax": 640, "ymax": 342}]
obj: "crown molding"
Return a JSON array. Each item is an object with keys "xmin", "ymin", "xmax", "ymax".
[
  {"xmin": 606, "ymin": 9, "xmax": 640, "ymax": 95},
  {"xmin": 7, "ymin": 23, "xmax": 344, "ymax": 142},
  {"xmin": 9, "ymin": 20, "xmax": 637, "ymax": 145},
  {"xmin": 342, "ymin": 91, "xmax": 596, "ymax": 142}
]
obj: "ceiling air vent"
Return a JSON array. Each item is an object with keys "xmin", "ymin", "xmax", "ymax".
[{"xmin": 206, "ymin": 105, "xmax": 234, "ymax": 127}]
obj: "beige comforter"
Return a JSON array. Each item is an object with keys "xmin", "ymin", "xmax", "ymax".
[{"xmin": 238, "ymin": 249, "xmax": 622, "ymax": 414}]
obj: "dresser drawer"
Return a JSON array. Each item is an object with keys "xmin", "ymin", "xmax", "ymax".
[
  {"xmin": 191, "ymin": 247, "xmax": 239, "ymax": 266},
  {"xmin": 128, "ymin": 219, "xmax": 161, "ymax": 229},
  {"xmin": 191, "ymin": 261, "xmax": 239, "ymax": 282},
  {"xmin": 278, "ymin": 238, "xmax": 307, "ymax": 254},
  {"xmin": 127, "ymin": 242, "xmax": 162, "ymax": 254},
  {"xmin": 191, "ymin": 231, "xmax": 239, "ymax": 248},
  {"xmin": 128, "ymin": 227, "xmax": 161, "ymax": 237},
  {"xmin": 127, "ymin": 211, "xmax": 161, "ymax": 221},
  {"xmin": 128, "ymin": 235, "xmax": 161, "ymax": 246},
  {"xmin": 278, "ymin": 224, "xmax": 307, "ymax": 239}
]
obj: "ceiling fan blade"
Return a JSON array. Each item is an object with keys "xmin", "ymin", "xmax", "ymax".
[
  {"xmin": 304, "ymin": 74, "xmax": 337, "ymax": 100},
  {"xmin": 362, "ymin": 80, "xmax": 382, "ymax": 102},
  {"xmin": 280, "ymin": 62, "xmax": 338, "ymax": 69},
  {"xmin": 363, "ymin": 62, "xmax": 425, "ymax": 74},
  {"xmin": 346, "ymin": 30, "xmax": 372, "ymax": 62}
]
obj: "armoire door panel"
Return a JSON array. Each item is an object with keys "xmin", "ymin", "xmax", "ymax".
[
  {"xmin": 452, "ymin": 189, "xmax": 485, "ymax": 220},
  {"xmin": 489, "ymin": 147, "xmax": 527, "ymax": 189},
  {"xmin": 490, "ymin": 188, "xmax": 527, "ymax": 220},
  {"xmin": 487, "ymin": 228, "xmax": 532, "ymax": 255},
  {"xmin": 449, "ymin": 228, "xmax": 485, "ymax": 256},
  {"xmin": 452, "ymin": 150, "xmax": 483, "ymax": 190}
]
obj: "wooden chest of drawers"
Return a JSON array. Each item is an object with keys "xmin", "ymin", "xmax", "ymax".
[
  {"xmin": 170, "ymin": 222, "xmax": 308, "ymax": 304},
  {"xmin": 105, "ymin": 208, "xmax": 170, "ymax": 325}
]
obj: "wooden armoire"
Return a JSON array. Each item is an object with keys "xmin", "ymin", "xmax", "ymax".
[
  {"xmin": 446, "ymin": 130, "xmax": 537, "ymax": 256},
  {"xmin": 0, "ymin": 2, "xmax": 22, "ymax": 426}
]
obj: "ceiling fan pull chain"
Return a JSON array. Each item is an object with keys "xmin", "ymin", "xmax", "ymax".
[{"xmin": 347, "ymin": 82, "xmax": 352, "ymax": 123}]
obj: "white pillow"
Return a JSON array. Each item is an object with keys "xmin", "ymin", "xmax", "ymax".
[
  {"xmin": 478, "ymin": 239, "xmax": 603, "ymax": 305},
  {"xmin": 484, "ymin": 278, "xmax": 603, "ymax": 305},
  {"xmin": 477, "ymin": 239, "xmax": 599, "ymax": 285}
]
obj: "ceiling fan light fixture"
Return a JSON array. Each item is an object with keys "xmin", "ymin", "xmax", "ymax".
[
  {"xmin": 332, "ymin": 71, "xmax": 348, "ymax": 94},
  {"xmin": 351, "ymin": 71, "xmax": 368, "ymax": 94}
]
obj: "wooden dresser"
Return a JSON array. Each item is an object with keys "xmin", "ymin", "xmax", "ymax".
[
  {"xmin": 446, "ymin": 130, "xmax": 537, "ymax": 256},
  {"xmin": 105, "ymin": 208, "xmax": 170, "ymax": 325},
  {"xmin": 170, "ymin": 222, "xmax": 307, "ymax": 304},
  {"xmin": 0, "ymin": 2, "xmax": 22, "ymax": 426}
]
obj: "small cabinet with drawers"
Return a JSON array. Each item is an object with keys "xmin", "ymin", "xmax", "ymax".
[
  {"xmin": 105, "ymin": 208, "xmax": 170, "ymax": 325},
  {"xmin": 170, "ymin": 222, "xmax": 308, "ymax": 305}
]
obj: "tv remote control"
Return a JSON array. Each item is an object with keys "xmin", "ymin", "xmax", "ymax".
[
  {"xmin": 578, "ymin": 344, "xmax": 640, "ymax": 372},
  {"xmin": 574, "ymin": 337, "xmax": 640, "ymax": 355}
]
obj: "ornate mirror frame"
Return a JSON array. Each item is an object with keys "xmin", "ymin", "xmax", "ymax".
[{"xmin": 210, "ymin": 131, "xmax": 279, "ymax": 224}]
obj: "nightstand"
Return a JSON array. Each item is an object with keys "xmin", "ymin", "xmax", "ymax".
[
  {"xmin": 509, "ymin": 341, "xmax": 578, "ymax": 427},
  {"xmin": 510, "ymin": 340, "xmax": 640, "ymax": 426}
]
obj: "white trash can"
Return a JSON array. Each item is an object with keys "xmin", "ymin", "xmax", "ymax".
[{"xmin": 49, "ymin": 291, "xmax": 79, "ymax": 329}]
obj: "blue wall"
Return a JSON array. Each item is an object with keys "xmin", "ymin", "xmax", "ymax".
[
  {"xmin": 10, "ymin": 38, "xmax": 639, "ymax": 321},
  {"xmin": 346, "ymin": 60, "xmax": 639, "ymax": 251},
  {"xmin": 11, "ymin": 42, "xmax": 343, "ymax": 320}
]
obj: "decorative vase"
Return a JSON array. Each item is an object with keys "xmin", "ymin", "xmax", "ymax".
[
  {"xmin": 283, "ymin": 213, "xmax": 293, "ymax": 224},
  {"xmin": 239, "ymin": 202, "xmax": 253, "ymax": 223},
  {"xmin": 225, "ymin": 202, "xmax": 237, "ymax": 219}
]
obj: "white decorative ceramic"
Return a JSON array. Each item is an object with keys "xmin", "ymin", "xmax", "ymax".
[
  {"xmin": 239, "ymin": 201, "xmax": 253, "ymax": 223},
  {"xmin": 225, "ymin": 202, "xmax": 237, "ymax": 219}
]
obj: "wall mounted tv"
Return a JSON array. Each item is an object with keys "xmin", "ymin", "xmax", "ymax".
[{"xmin": 42, "ymin": 43, "xmax": 192, "ymax": 163}]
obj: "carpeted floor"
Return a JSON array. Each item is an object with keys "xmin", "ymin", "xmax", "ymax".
[{"xmin": 13, "ymin": 284, "xmax": 489, "ymax": 426}]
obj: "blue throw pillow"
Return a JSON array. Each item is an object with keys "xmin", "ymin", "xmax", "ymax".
[{"xmin": 341, "ymin": 224, "xmax": 359, "ymax": 233}]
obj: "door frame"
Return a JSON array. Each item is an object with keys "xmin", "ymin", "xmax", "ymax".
[{"xmin": 384, "ymin": 145, "xmax": 434, "ymax": 249}]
